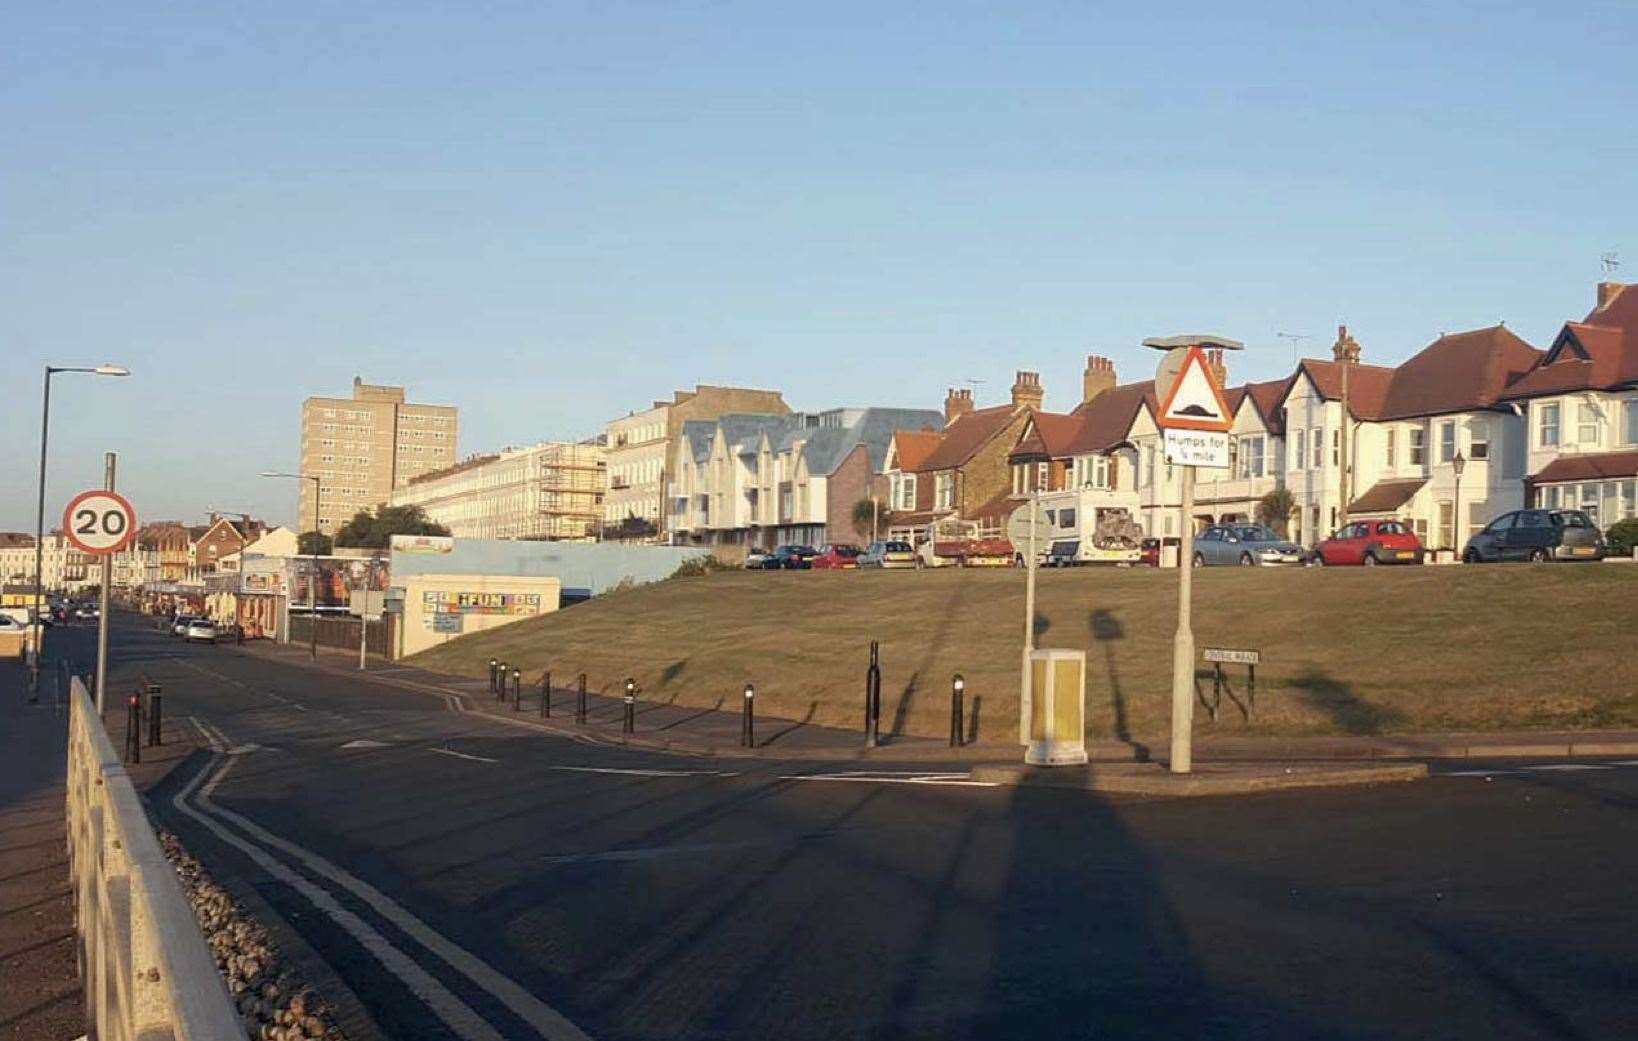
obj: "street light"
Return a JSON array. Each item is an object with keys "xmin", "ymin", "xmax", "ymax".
[
  {"xmin": 1452, "ymin": 452, "xmax": 1467, "ymax": 559},
  {"xmin": 260, "ymin": 471, "xmax": 321, "ymax": 659},
  {"xmin": 33, "ymin": 363, "xmax": 130, "ymax": 697}
]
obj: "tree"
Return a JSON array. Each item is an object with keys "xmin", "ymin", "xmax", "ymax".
[
  {"xmin": 605, "ymin": 513, "xmax": 659, "ymax": 542},
  {"xmin": 297, "ymin": 530, "xmax": 333, "ymax": 555},
  {"xmin": 1255, "ymin": 488, "xmax": 1297, "ymax": 538},
  {"xmin": 333, "ymin": 505, "xmax": 450, "ymax": 549},
  {"xmin": 851, "ymin": 497, "xmax": 879, "ymax": 540}
]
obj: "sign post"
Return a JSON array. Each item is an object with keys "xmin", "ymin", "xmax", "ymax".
[
  {"xmin": 1008, "ymin": 495, "xmax": 1052, "ymax": 745},
  {"xmin": 62, "ymin": 478, "xmax": 137, "ymax": 713},
  {"xmin": 1145, "ymin": 335, "xmax": 1240, "ymax": 774}
]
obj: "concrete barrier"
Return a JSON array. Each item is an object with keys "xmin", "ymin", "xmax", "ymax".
[{"xmin": 66, "ymin": 677, "xmax": 242, "ymax": 1040}]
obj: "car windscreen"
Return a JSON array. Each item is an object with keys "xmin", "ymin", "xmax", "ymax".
[
  {"xmin": 1235, "ymin": 527, "xmax": 1275, "ymax": 541},
  {"xmin": 1549, "ymin": 511, "xmax": 1592, "ymax": 527},
  {"xmin": 836, "ymin": 546, "xmax": 860, "ymax": 556},
  {"xmin": 884, "ymin": 542, "xmax": 911, "ymax": 552}
]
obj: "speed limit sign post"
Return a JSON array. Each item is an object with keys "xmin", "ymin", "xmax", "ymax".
[
  {"xmin": 63, "ymin": 488, "xmax": 137, "ymax": 555},
  {"xmin": 64, "ymin": 466, "xmax": 136, "ymax": 713}
]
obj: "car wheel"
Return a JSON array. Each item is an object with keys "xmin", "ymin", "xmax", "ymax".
[
  {"xmin": 1192, "ymin": 552, "xmax": 1205, "ymax": 568},
  {"xmin": 1311, "ymin": 554, "xmax": 1325, "ymax": 567},
  {"xmin": 1462, "ymin": 548, "xmax": 1479, "ymax": 564},
  {"xmin": 1363, "ymin": 553, "xmax": 1378, "ymax": 567},
  {"xmin": 1529, "ymin": 548, "xmax": 1547, "ymax": 563},
  {"xmin": 1239, "ymin": 552, "xmax": 1254, "ymax": 566}
]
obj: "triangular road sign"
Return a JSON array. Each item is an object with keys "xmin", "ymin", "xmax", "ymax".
[{"xmin": 1156, "ymin": 346, "xmax": 1233, "ymax": 432}]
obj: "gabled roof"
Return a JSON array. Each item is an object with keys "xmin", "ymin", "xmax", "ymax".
[
  {"xmin": 1503, "ymin": 284, "xmax": 1638, "ymax": 400},
  {"xmin": 1282, "ymin": 360, "xmax": 1397, "ymax": 420},
  {"xmin": 1530, "ymin": 450, "xmax": 1638, "ymax": 484},
  {"xmin": 1349, "ymin": 478, "xmax": 1427, "ymax": 515},
  {"xmin": 1065, "ymin": 381, "xmax": 1158, "ymax": 454},
  {"xmin": 799, "ymin": 409, "xmax": 944, "ymax": 476},
  {"xmin": 1376, "ymin": 325, "xmax": 1541, "ymax": 419},
  {"xmin": 913, "ymin": 404, "xmax": 1022, "ymax": 473},
  {"xmin": 890, "ymin": 430, "xmax": 941, "ymax": 472},
  {"xmin": 679, "ymin": 420, "xmax": 718, "ymax": 464},
  {"xmin": 1010, "ymin": 411, "xmax": 1083, "ymax": 460},
  {"xmin": 1230, "ymin": 376, "xmax": 1295, "ymax": 435}
]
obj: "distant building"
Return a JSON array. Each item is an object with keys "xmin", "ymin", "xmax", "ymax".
[
  {"xmin": 297, "ymin": 377, "xmax": 458, "ymax": 534},
  {"xmin": 603, "ymin": 385, "xmax": 790, "ymax": 541},
  {"xmin": 390, "ymin": 441, "xmax": 606, "ymax": 541}
]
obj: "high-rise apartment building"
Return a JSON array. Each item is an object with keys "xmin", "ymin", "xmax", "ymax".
[
  {"xmin": 298, "ymin": 377, "xmax": 458, "ymax": 534},
  {"xmin": 390, "ymin": 440, "xmax": 606, "ymax": 541}
]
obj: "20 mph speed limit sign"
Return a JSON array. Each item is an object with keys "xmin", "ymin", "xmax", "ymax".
[{"xmin": 62, "ymin": 490, "xmax": 137, "ymax": 555}]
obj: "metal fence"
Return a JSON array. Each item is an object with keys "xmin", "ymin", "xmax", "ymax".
[
  {"xmin": 286, "ymin": 614, "xmax": 396, "ymax": 659},
  {"xmin": 66, "ymin": 677, "xmax": 242, "ymax": 1040}
]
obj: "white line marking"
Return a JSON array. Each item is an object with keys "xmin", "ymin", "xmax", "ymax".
[
  {"xmin": 182, "ymin": 757, "xmax": 591, "ymax": 1040},
  {"xmin": 340, "ymin": 739, "xmax": 391, "ymax": 750},
  {"xmin": 429, "ymin": 747, "xmax": 499, "ymax": 764},
  {"xmin": 1611, "ymin": 760, "xmax": 1638, "ymax": 767},
  {"xmin": 1522, "ymin": 763, "xmax": 1613, "ymax": 772},
  {"xmin": 549, "ymin": 765, "xmax": 739, "ymax": 778},
  {"xmin": 173, "ymin": 759, "xmax": 515, "ymax": 1041},
  {"xmin": 779, "ymin": 773, "xmax": 1001, "ymax": 788},
  {"xmin": 1444, "ymin": 770, "xmax": 1517, "ymax": 777}
]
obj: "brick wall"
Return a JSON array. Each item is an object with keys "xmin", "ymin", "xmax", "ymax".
[
  {"xmin": 957, "ymin": 411, "xmax": 1032, "ymax": 514},
  {"xmin": 825, "ymin": 444, "xmax": 874, "ymax": 544}
]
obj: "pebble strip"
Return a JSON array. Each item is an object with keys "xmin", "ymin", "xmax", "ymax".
[{"xmin": 159, "ymin": 830, "xmax": 349, "ymax": 1041}]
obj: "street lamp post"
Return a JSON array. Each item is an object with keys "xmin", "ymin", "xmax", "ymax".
[
  {"xmin": 1452, "ymin": 452, "xmax": 1467, "ymax": 560},
  {"xmin": 260, "ymin": 472, "xmax": 321, "ymax": 659},
  {"xmin": 33, "ymin": 364, "xmax": 130, "ymax": 697}
]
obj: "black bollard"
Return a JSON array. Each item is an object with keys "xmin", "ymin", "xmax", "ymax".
[
  {"xmin": 539, "ymin": 670, "xmax": 551, "ymax": 718},
  {"xmin": 949, "ymin": 673, "xmax": 965, "ymax": 747},
  {"xmin": 125, "ymin": 694, "xmax": 142, "ymax": 764},
  {"xmin": 488, "ymin": 658, "xmax": 498, "ymax": 693},
  {"xmin": 148, "ymin": 686, "xmax": 163, "ymax": 747},
  {"xmin": 865, "ymin": 640, "xmax": 882, "ymax": 748},
  {"xmin": 622, "ymin": 678, "xmax": 636, "ymax": 734},
  {"xmin": 742, "ymin": 682, "xmax": 755, "ymax": 748},
  {"xmin": 496, "ymin": 662, "xmax": 508, "ymax": 700},
  {"xmin": 576, "ymin": 673, "xmax": 587, "ymax": 724},
  {"xmin": 511, "ymin": 667, "xmax": 522, "ymax": 710}
]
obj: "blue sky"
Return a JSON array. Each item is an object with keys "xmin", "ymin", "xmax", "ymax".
[{"xmin": 4, "ymin": 2, "xmax": 1635, "ymax": 530}]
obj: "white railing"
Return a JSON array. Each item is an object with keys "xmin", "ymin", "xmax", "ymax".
[{"xmin": 66, "ymin": 677, "xmax": 242, "ymax": 1041}]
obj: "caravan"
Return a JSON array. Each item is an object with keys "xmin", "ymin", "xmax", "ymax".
[{"xmin": 1029, "ymin": 489, "xmax": 1145, "ymax": 567}]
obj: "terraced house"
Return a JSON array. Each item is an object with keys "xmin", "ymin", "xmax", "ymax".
[{"xmin": 668, "ymin": 406, "xmax": 944, "ymax": 549}]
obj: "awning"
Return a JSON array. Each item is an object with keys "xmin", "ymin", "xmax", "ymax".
[{"xmin": 1349, "ymin": 478, "xmax": 1427, "ymax": 515}]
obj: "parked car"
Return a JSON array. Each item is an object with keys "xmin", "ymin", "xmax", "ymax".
[
  {"xmin": 170, "ymin": 615, "xmax": 199, "ymax": 637},
  {"xmin": 744, "ymin": 550, "xmax": 777, "ymax": 570},
  {"xmin": 1312, "ymin": 520, "xmax": 1424, "ymax": 566},
  {"xmin": 1462, "ymin": 509, "xmax": 1605, "ymax": 563},
  {"xmin": 772, "ymin": 545, "xmax": 818, "ymax": 569},
  {"xmin": 1192, "ymin": 525, "xmax": 1306, "ymax": 567},
  {"xmin": 183, "ymin": 619, "xmax": 218, "ymax": 644},
  {"xmin": 0, "ymin": 614, "xmax": 24, "ymax": 632},
  {"xmin": 75, "ymin": 605, "xmax": 100, "ymax": 621},
  {"xmin": 811, "ymin": 544, "xmax": 863, "ymax": 570},
  {"xmin": 859, "ymin": 541, "xmax": 918, "ymax": 569}
]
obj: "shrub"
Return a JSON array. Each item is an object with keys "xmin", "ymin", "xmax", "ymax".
[
  {"xmin": 669, "ymin": 555, "xmax": 731, "ymax": 579},
  {"xmin": 1606, "ymin": 518, "xmax": 1638, "ymax": 557}
]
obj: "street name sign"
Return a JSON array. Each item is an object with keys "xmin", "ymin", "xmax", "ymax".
[
  {"xmin": 1203, "ymin": 647, "xmax": 1261, "ymax": 665},
  {"xmin": 1163, "ymin": 428, "xmax": 1230, "ymax": 468},
  {"xmin": 62, "ymin": 489, "xmax": 137, "ymax": 555},
  {"xmin": 1155, "ymin": 345, "xmax": 1233, "ymax": 432}
]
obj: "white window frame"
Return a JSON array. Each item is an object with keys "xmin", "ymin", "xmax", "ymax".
[
  {"xmin": 935, "ymin": 473, "xmax": 954, "ymax": 511},
  {"xmin": 1539, "ymin": 403, "xmax": 1560, "ymax": 447},
  {"xmin": 1385, "ymin": 427, "xmax": 1397, "ymax": 468},
  {"xmin": 1577, "ymin": 402, "xmax": 1599, "ymax": 446},
  {"xmin": 1409, "ymin": 427, "xmax": 1426, "ymax": 467},
  {"xmin": 1438, "ymin": 420, "xmax": 1456, "ymax": 463},
  {"xmin": 1468, "ymin": 417, "xmax": 1489, "ymax": 460},
  {"xmin": 1311, "ymin": 429, "xmax": 1324, "ymax": 469}
]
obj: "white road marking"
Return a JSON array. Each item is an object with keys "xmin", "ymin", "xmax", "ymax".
[
  {"xmin": 549, "ymin": 765, "xmax": 739, "ymax": 778},
  {"xmin": 180, "ymin": 756, "xmax": 591, "ymax": 1041},
  {"xmin": 340, "ymin": 738, "xmax": 391, "ymax": 750},
  {"xmin": 1522, "ymin": 763, "xmax": 1613, "ymax": 772},
  {"xmin": 779, "ymin": 772, "xmax": 1001, "ymax": 788},
  {"xmin": 1444, "ymin": 770, "xmax": 1517, "ymax": 777},
  {"xmin": 1613, "ymin": 760, "xmax": 1638, "ymax": 767},
  {"xmin": 173, "ymin": 759, "xmax": 516, "ymax": 1041},
  {"xmin": 429, "ymin": 747, "xmax": 499, "ymax": 764}
]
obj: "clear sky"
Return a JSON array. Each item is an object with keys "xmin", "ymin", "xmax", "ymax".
[{"xmin": 4, "ymin": 1, "xmax": 1635, "ymax": 531}]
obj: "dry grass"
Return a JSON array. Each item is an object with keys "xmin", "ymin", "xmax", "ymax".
[{"xmin": 409, "ymin": 563, "xmax": 1638, "ymax": 743}]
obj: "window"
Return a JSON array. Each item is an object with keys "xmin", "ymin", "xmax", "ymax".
[
  {"xmin": 1379, "ymin": 521, "xmax": 1407, "ymax": 536},
  {"xmin": 1413, "ymin": 517, "xmax": 1428, "ymax": 542},
  {"xmin": 1238, "ymin": 436, "xmax": 1265, "ymax": 479},
  {"xmin": 894, "ymin": 473, "xmax": 917, "ymax": 510},
  {"xmin": 1577, "ymin": 403, "xmax": 1599, "ymax": 446},
  {"xmin": 1438, "ymin": 420, "xmax": 1456, "ymax": 463},
  {"xmin": 1011, "ymin": 464, "xmax": 1027, "ymax": 496},
  {"xmin": 935, "ymin": 473, "xmax": 954, "ymax": 511},
  {"xmin": 1311, "ymin": 429, "xmax": 1324, "ymax": 469},
  {"xmin": 1409, "ymin": 427, "xmax": 1426, "ymax": 466},
  {"xmin": 1437, "ymin": 501, "xmax": 1454, "ymax": 549},
  {"xmin": 1037, "ymin": 462, "xmax": 1051, "ymax": 490},
  {"xmin": 1581, "ymin": 482, "xmax": 1600, "ymax": 524},
  {"xmin": 1469, "ymin": 418, "xmax": 1489, "ymax": 460},
  {"xmin": 1486, "ymin": 512, "xmax": 1516, "ymax": 535},
  {"xmin": 1540, "ymin": 403, "xmax": 1560, "ymax": 447},
  {"xmin": 1289, "ymin": 436, "xmax": 1303, "ymax": 472},
  {"xmin": 1626, "ymin": 401, "xmax": 1638, "ymax": 445},
  {"xmin": 1058, "ymin": 508, "xmax": 1077, "ymax": 530},
  {"xmin": 1385, "ymin": 428, "xmax": 1397, "ymax": 468},
  {"xmin": 1331, "ymin": 429, "xmax": 1341, "ymax": 467},
  {"xmin": 1621, "ymin": 480, "xmax": 1636, "ymax": 521}
]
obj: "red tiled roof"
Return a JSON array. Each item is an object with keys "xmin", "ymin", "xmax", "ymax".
[
  {"xmin": 890, "ymin": 430, "xmax": 941, "ymax": 472},
  {"xmin": 1066, "ymin": 381, "xmax": 1158, "ymax": 453},
  {"xmin": 1286, "ymin": 360, "xmax": 1397, "ymax": 420},
  {"xmin": 1530, "ymin": 450, "xmax": 1638, "ymax": 484},
  {"xmin": 1009, "ymin": 412, "xmax": 1082, "ymax": 461},
  {"xmin": 1235, "ymin": 376, "xmax": 1295, "ymax": 435},
  {"xmin": 913, "ymin": 404, "xmax": 1022, "ymax": 473},
  {"xmin": 1503, "ymin": 284, "xmax": 1638, "ymax": 400},
  {"xmin": 1349, "ymin": 478, "xmax": 1427, "ymax": 515},
  {"xmin": 1376, "ymin": 326, "xmax": 1541, "ymax": 419}
]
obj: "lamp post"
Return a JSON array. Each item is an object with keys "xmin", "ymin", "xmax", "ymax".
[
  {"xmin": 260, "ymin": 472, "xmax": 321, "ymax": 659},
  {"xmin": 1452, "ymin": 451, "xmax": 1466, "ymax": 559},
  {"xmin": 33, "ymin": 363, "xmax": 130, "ymax": 697}
]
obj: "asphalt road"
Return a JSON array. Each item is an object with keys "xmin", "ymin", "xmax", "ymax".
[{"xmin": 63, "ymin": 616, "xmax": 1638, "ymax": 1041}]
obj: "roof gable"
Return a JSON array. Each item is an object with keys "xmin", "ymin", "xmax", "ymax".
[
  {"xmin": 1375, "ymin": 325, "xmax": 1541, "ymax": 419},
  {"xmin": 913, "ymin": 404, "xmax": 1023, "ymax": 472}
]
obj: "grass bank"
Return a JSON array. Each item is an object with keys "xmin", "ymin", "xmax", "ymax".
[{"xmin": 409, "ymin": 563, "xmax": 1638, "ymax": 744}]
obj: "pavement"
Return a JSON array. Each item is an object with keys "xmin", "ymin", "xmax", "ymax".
[
  {"xmin": 67, "ymin": 614, "xmax": 1638, "ymax": 1040},
  {"xmin": 0, "ymin": 658, "xmax": 82, "ymax": 1041}
]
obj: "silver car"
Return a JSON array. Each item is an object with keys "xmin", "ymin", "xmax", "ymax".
[
  {"xmin": 1192, "ymin": 524, "xmax": 1307, "ymax": 567},
  {"xmin": 184, "ymin": 619, "xmax": 218, "ymax": 644}
]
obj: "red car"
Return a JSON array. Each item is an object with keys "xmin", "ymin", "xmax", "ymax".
[
  {"xmin": 1312, "ymin": 519, "xmax": 1424, "ymax": 566},
  {"xmin": 811, "ymin": 544, "xmax": 862, "ymax": 570}
]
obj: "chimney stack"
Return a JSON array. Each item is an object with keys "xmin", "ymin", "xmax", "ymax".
[
  {"xmin": 1082, "ymin": 356, "xmax": 1117, "ymax": 407},
  {"xmin": 1332, "ymin": 324, "xmax": 1362, "ymax": 364},
  {"xmin": 1205, "ymin": 348, "xmax": 1229, "ymax": 389},
  {"xmin": 1010, "ymin": 370, "xmax": 1044, "ymax": 411},
  {"xmin": 944, "ymin": 387, "xmax": 975, "ymax": 426},
  {"xmin": 1597, "ymin": 282, "xmax": 1625, "ymax": 310}
]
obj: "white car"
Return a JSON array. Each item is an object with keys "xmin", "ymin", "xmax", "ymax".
[
  {"xmin": 0, "ymin": 614, "xmax": 25, "ymax": 632},
  {"xmin": 171, "ymin": 616, "xmax": 199, "ymax": 637},
  {"xmin": 183, "ymin": 619, "xmax": 218, "ymax": 644}
]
